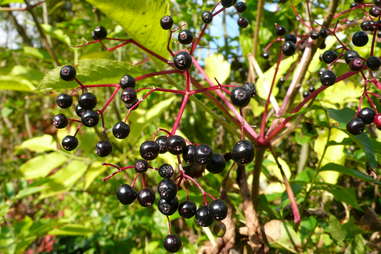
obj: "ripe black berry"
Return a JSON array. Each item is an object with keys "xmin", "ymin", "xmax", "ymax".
[
  {"xmin": 321, "ymin": 50, "xmax": 338, "ymax": 64},
  {"xmin": 302, "ymin": 91, "xmax": 310, "ymax": 98},
  {"xmin": 164, "ymin": 235, "xmax": 182, "ymax": 253},
  {"xmin": 281, "ymin": 41, "xmax": 296, "ymax": 56},
  {"xmin": 173, "ymin": 51, "xmax": 192, "ymax": 71},
  {"xmin": 119, "ymin": 74, "xmax": 136, "ymax": 89},
  {"xmin": 209, "ymin": 199, "xmax": 228, "ymax": 220},
  {"xmin": 183, "ymin": 145, "xmax": 196, "ymax": 163},
  {"xmin": 367, "ymin": 56, "xmax": 381, "ymax": 71},
  {"xmin": 79, "ymin": 92, "xmax": 97, "ymax": 110},
  {"xmin": 310, "ymin": 31, "xmax": 319, "ymax": 40},
  {"xmin": 184, "ymin": 163, "xmax": 205, "ymax": 178},
  {"xmin": 178, "ymin": 201, "xmax": 197, "ymax": 218},
  {"xmin": 178, "ymin": 30, "xmax": 193, "ymax": 45},
  {"xmin": 62, "ymin": 135, "xmax": 78, "ymax": 151},
  {"xmin": 195, "ymin": 206, "xmax": 214, "ymax": 227},
  {"xmin": 346, "ymin": 118, "xmax": 365, "ymax": 135},
  {"xmin": 75, "ymin": 104, "xmax": 85, "ymax": 117},
  {"xmin": 158, "ymin": 197, "xmax": 179, "ymax": 216},
  {"xmin": 344, "ymin": 50, "xmax": 360, "ymax": 64},
  {"xmin": 237, "ymin": 17, "xmax": 249, "ymax": 28},
  {"xmin": 352, "ymin": 31, "xmax": 369, "ymax": 47},
  {"xmin": 231, "ymin": 87, "xmax": 251, "ymax": 107},
  {"xmin": 202, "ymin": 11, "xmax": 213, "ymax": 24},
  {"xmin": 275, "ymin": 24, "xmax": 286, "ymax": 36},
  {"xmin": 112, "ymin": 121, "xmax": 130, "ymax": 139},
  {"xmin": 242, "ymin": 82, "xmax": 256, "ymax": 97},
  {"xmin": 309, "ymin": 86, "xmax": 315, "ymax": 93},
  {"xmin": 358, "ymin": 107, "xmax": 375, "ymax": 124},
  {"xmin": 140, "ymin": 141, "xmax": 160, "ymax": 160},
  {"xmin": 370, "ymin": 6, "xmax": 381, "ymax": 17},
  {"xmin": 135, "ymin": 159, "xmax": 149, "ymax": 173},
  {"xmin": 284, "ymin": 34, "xmax": 297, "ymax": 43},
  {"xmin": 195, "ymin": 144, "xmax": 213, "ymax": 164},
  {"xmin": 52, "ymin": 113, "xmax": 68, "ymax": 129},
  {"xmin": 235, "ymin": 1, "xmax": 247, "ymax": 12},
  {"xmin": 349, "ymin": 57, "xmax": 365, "ymax": 71},
  {"xmin": 361, "ymin": 21, "xmax": 373, "ymax": 31},
  {"xmin": 121, "ymin": 88, "xmax": 137, "ymax": 104},
  {"xmin": 231, "ymin": 140, "xmax": 254, "ymax": 164},
  {"xmin": 319, "ymin": 70, "xmax": 336, "ymax": 86},
  {"xmin": 319, "ymin": 28, "xmax": 329, "ymax": 38},
  {"xmin": 138, "ymin": 188, "xmax": 155, "ymax": 207},
  {"xmin": 116, "ymin": 184, "xmax": 137, "ymax": 205},
  {"xmin": 167, "ymin": 135, "xmax": 186, "ymax": 155},
  {"xmin": 92, "ymin": 26, "xmax": 107, "ymax": 40},
  {"xmin": 56, "ymin": 93, "xmax": 73, "ymax": 108},
  {"xmin": 60, "ymin": 65, "xmax": 76, "ymax": 81},
  {"xmin": 160, "ymin": 16, "xmax": 173, "ymax": 30},
  {"xmin": 261, "ymin": 52, "xmax": 269, "ymax": 59},
  {"xmin": 81, "ymin": 110, "xmax": 99, "ymax": 127},
  {"xmin": 159, "ymin": 164, "xmax": 174, "ymax": 178},
  {"xmin": 96, "ymin": 140, "xmax": 112, "ymax": 157},
  {"xmin": 124, "ymin": 98, "xmax": 139, "ymax": 109},
  {"xmin": 158, "ymin": 179, "xmax": 177, "ymax": 201},
  {"xmin": 155, "ymin": 136, "xmax": 169, "ymax": 153},
  {"xmin": 206, "ymin": 153, "xmax": 226, "ymax": 173},
  {"xmin": 221, "ymin": 0, "xmax": 237, "ymax": 8}
]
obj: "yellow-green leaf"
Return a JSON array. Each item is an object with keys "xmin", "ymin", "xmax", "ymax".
[{"xmin": 205, "ymin": 54, "xmax": 231, "ymax": 84}]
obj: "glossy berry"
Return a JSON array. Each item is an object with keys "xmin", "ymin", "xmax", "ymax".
[
  {"xmin": 116, "ymin": 184, "xmax": 137, "ymax": 205},
  {"xmin": 310, "ymin": 31, "xmax": 319, "ymax": 40},
  {"xmin": 92, "ymin": 26, "xmax": 107, "ymax": 40},
  {"xmin": 361, "ymin": 21, "xmax": 373, "ymax": 31},
  {"xmin": 160, "ymin": 16, "xmax": 173, "ymax": 30},
  {"xmin": 221, "ymin": 0, "xmax": 237, "ymax": 8},
  {"xmin": 158, "ymin": 179, "xmax": 177, "ymax": 201},
  {"xmin": 358, "ymin": 108, "xmax": 375, "ymax": 124},
  {"xmin": 309, "ymin": 86, "xmax": 315, "ymax": 93},
  {"xmin": 370, "ymin": 6, "xmax": 381, "ymax": 17},
  {"xmin": 235, "ymin": 1, "xmax": 247, "ymax": 12},
  {"xmin": 96, "ymin": 141, "xmax": 112, "ymax": 157},
  {"xmin": 124, "ymin": 98, "xmax": 139, "ymax": 110},
  {"xmin": 346, "ymin": 118, "xmax": 365, "ymax": 135},
  {"xmin": 242, "ymin": 82, "xmax": 256, "ymax": 97},
  {"xmin": 303, "ymin": 91, "xmax": 310, "ymax": 98},
  {"xmin": 275, "ymin": 24, "xmax": 286, "ymax": 36},
  {"xmin": 119, "ymin": 74, "xmax": 136, "ymax": 89},
  {"xmin": 81, "ymin": 110, "xmax": 99, "ymax": 127},
  {"xmin": 60, "ymin": 65, "xmax": 76, "ymax": 81},
  {"xmin": 62, "ymin": 135, "xmax": 78, "ymax": 151},
  {"xmin": 209, "ymin": 199, "xmax": 228, "ymax": 220},
  {"xmin": 195, "ymin": 144, "xmax": 213, "ymax": 164},
  {"xmin": 140, "ymin": 141, "xmax": 160, "ymax": 160},
  {"xmin": 231, "ymin": 87, "xmax": 251, "ymax": 107},
  {"xmin": 173, "ymin": 51, "xmax": 192, "ymax": 70},
  {"xmin": 178, "ymin": 201, "xmax": 197, "ymax": 218},
  {"xmin": 319, "ymin": 28, "xmax": 329, "ymax": 38},
  {"xmin": 349, "ymin": 57, "xmax": 365, "ymax": 71},
  {"xmin": 79, "ymin": 92, "xmax": 97, "ymax": 110},
  {"xmin": 195, "ymin": 206, "xmax": 214, "ymax": 227},
  {"xmin": 121, "ymin": 88, "xmax": 137, "ymax": 104},
  {"xmin": 183, "ymin": 145, "xmax": 196, "ymax": 163},
  {"xmin": 344, "ymin": 50, "xmax": 359, "ymax": 64},
  {"xmin": 367, "ymin": 56, "xmax": 381, "ymax": 71},
  {"xmin": 284, "ymin": 34, "xmax": 297, "ymax": 43},
  {"xmin": 135, "ymin": 159, "xmax": 149, "ymax": 173},
  {"xmin": 184, "ymin": 163, "xmax": 205, "ymax": 178},
  {"xmin": 56, "ymin": 94, "xmax": 73, "ymax": 108},
  {"xmin": 52, "ymin": 114, "xmax": 68, "ymax": 129},
  {"xmin": 158, "ymin": 197, "xmax": 178, "ymax": 216},
  {"xmin": 75, "ymin": 104, "xmax": 85, "ymax": 117},
  {"xmin": 352, "ymin": 31, "xmax": 369, "ymax": 47},
  {"xmin": 281, "ymin": 41, "xmax": 296, "ymax": 56},
  {"xmin": 155, "ymin": 136, "xmax": 169, "ymax": 153},
  {"xmin": 261, "ymin": 52, "xmax": 269, "ymax": 59},
  {"xmin": 237, "ymin": 17, "xmax": 249, "ymax": 28},
  {"xmin": 321, "ymin": 50, "xmax": 338, "ymax": 64},
  {"xmin": 112, "ymin": 121, "xmax": 130, "ymax": 139},
  {"xmin": 202, "ymin": 11, "xmax": 213, "ymax": 24},
  {"xmin": 374, "ymin": 114, "xmax": 381, "ymax": 129},
  {"xmin": 231, "ymin": 140, "xmax": 254, "ymax": 164},
  {"xmin": 159, "ymin": 164, "xmax": 174, "ymax": 178},
  {"xmin": 178, "ymin": 30, "xmax": 193, "ymax": 44},
  {"xmin": 167, "ymin": 135, "xmax": 186, "ymax": 155},
  {"xmin": 163, "ymin": 235, "xmax": 182, "ymax": 253},
  {"xmin": 319, "ymin": 70, "xmax": 336, "ymax": 86},
  {"xmin": 206, "ymin": 153, "xmax": 226, "ymax": 173},
  {"xmin": 137, "ymin": 188, "xmax": 155, "ymax": 207}
]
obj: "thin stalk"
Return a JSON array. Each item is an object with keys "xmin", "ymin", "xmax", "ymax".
[
  {"xmin": 253, "ymin": 0, "xmax": 265, "ymax": 57},
  {"xmin": 252, "ymin": 146, "xmax": 266, "ymax": 205}
]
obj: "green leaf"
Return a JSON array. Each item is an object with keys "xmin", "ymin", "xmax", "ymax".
[
  {"xmin": 319, "ymin": 163, "xmax": 381, "ymax": 185},
  {"xmin": 17, "ymin": 135, "xmax": 56, "ymax": 153},
  {"xmin": 0, "ymin": 0, "xmax": 23, "ymax": 4},
  {"xmin": 264, "ymin": 220, "xmax": 301, "ymax": 253},
  {"xmin": 0, "ymin": 76, "xmax": 36, "ymax": 91},
  {"xmin": 326, "ymin": 215, "xmax": 346, "ymax": 243},
  {"xmin": 23, "ymin": 46, "xmax": 49, "ymax": 59},
  {"xmin": 320, "ymin": 184, "xmax": 360, "ymax": 208},
  {"xmin": 40, "ymin": 59, "xmax": 137, "ymax": 90},
  {"xmin": 49, "ymin": 224, "xmax": 93, "ymax": 236},
  {"xmin": 83, "ymin": 162, "xmax": 108, "ymax": 189},
  {"xmin": 205, "ymin": 54, "xmax": 231, "ymax": 84},
  {"xmin": 327, "ymin": 108, "xmax": 355, "ymax": 129},
  {"xmin": 20, "ymin": 152, "xmax": 67, "ymax": 179},
  {"xmin": 86, "ymin": 0, "xmax": 170, "ymax": 57}
]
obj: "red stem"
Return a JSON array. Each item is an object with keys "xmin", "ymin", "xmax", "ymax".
[
  {"xmin": 170, "ymin": 94, "xmax": 190, "ymax": 135},
  {"xmin": 100, "ymin": 86, "xmax": 120, "ymax": 113}
]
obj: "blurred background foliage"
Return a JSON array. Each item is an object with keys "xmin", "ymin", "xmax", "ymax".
[{"xmin": 0, "ymin": 0, "xmax": 381, "ymax": 253}]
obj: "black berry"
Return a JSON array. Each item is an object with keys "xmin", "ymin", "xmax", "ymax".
[
  {"xmin": 79, "ymin": 92, "xmax": 97, "ymax": 110},
  {"xmin": 119, "ymin": 74, "xmax": 136, "ymax": 89},
  {"xmin": 173, "ymin": 51, "xmax": 192, "ymax": 70},
  {"xmin": 178, "ymin": 201, "xmax": 197, "ymax": 218},
  {"xmin": 52, "ymin": 113, "xmax": 68, "ymax": 129},
  {"xmin": 275, "ymin": 24, "xmax": 286, "ymax": 36},
  {"xmin": 375, "ymin": 0, "xmax": 381, "ymax": 7},
  {"xmin": 209, "ymin": 199, "xmax": 228, "ymax": 220},
  {"xmin": 242, "ymin": 82, "xmax": 256, "ymax": 97},
  {"xmin": 60, "ymin": 65, "xmax": 76, "ymax": 81},
  {"xmin": 349, "ymin": 57, "xmax": 365, "ymax": 71},
  {"xmin": 160, "ymin": 16, "xmax": 173, "ymax": 30},
  {"xmin": 310, "ymin": 31, "xmax": 319, "ymax": 40},
  {"xmin": 121, "ymin": 88, "xmax": 137, "ymax": 104},
  {"xmin": 159, "ymin": 164, "xmax": 174, "ymax": 178},
  {"xmin": 221, "ymin": 0, "xmax": 237, "ymax": 8},
  {"xmin": 137, "ymin": 188, "xmax": 155, "ymax": 207},
  {"xmin": 140, "ymin": 141, "xmax": 160, "ymax": 160},
  {"xmin": 75, "ymin": 104, "xmax": 85, "ymax": 117},
  {"xmin": 358, "ymin": 107, "xmax": 375, "ymax": 124},
  {"xmin": 96, "ymin": 140, "xmax": 112, "ymax": 157},
  {"xmin": 202, "ymin": 11, "xmax": 213, "ymax": 24},
  {"xmin": 284, "ymin": 34, "xmax": 297, "ymax": 43},
  {"xmin": 344, "ymin": 50, "xmax": 360, "ymax": 64},
  {"xmin": 367, "ymin": 56, "xmax": 381, "ymax": 71},
  {"xmin": 184, "ymin": 163, "xmax": 205, "ymax": 178},
  {"xmin": 303, "ymin": 91, "xmax": 310, "ymax": 98},
  {"xmin": 231, "ymin": 87, "xmax": 251, "ymax": 107},
  {"xmin": 261, "ymin": 52, "xmax": 269, "ymax": 59},
  {"xmin": 155, "ymin": 136, "xmax": 169, "ymax": 153},
  {"xmin": 81, "ymin": 110, "xmax": 99, "ymax": 127},
  {"xmin": 112, "ymin": 121, "xmax": 130, "ymax": 139},
  {"xmin": 346, "ymin": 118, "xmax": 365, "ymax": 135},
  {"xmin": 235, "ymin": 1, "xmax": 247, "ymax": 12},
  {"xmin": 195, "ymin": 206, "xmax": 214, "ymax": 227},
  {"xmin": 135, "ymin": 159, "xmax": 149, "ymax": 173},
  {"xmin": 237, "ymin": 17, "xmax": 249, "ymax": 28},
  {"xmin": 282, "ymin": 41, "xmax": 296, "ymax": 56},
  {"xmin": 92, "ymin": 26, "xmax": 107, "ymax": 40},
  {"xmin": 319, "ymin": 70, "xmax": 336, "ymax": 86},
  {"xmin": 157, "ymin": 179, "xmax": 177, "ymax": 201},
  {"xmin": 370, "ymin": 6, "xmax": 381, "ymax": 17},
  {"xmin": 183, "ymin": 144, "xmax": 196, "ymax": 163},
  {"xmin": 321, "ymin": 50, "xmax": 338, "ymax": 64},
  {"xmin": 178, "ymin": 30, "xmax": 193, "ymax": 44},
  {"xmin": 116, "ymin": 184, "xmax": 137, "ymax": 205},
  {"xmin": 206, "ymin": 153, "xmax": 226, "ymax": 173},
  {"xmin": 195, "ymin": 144, "xmax": 213, "ymax": 164},
  {"xmin": 56, "ymin": 93, "xmax": 73, "ymax": 108},
  {"xmin": 319, "ymin": 28, "xmax": 329, "ymax": 38},
  {"xmin": 158, "ymin": 197, "xmax": 178, "ymax": 216},
  {"xmin": 352, "ymin": 31, "xmax": 368, "ymax": 47},
  {"xmin": 231, "ymin": 140, "xmax": 254, "ymax": 164},
  {"xmin": 163, "ymin": 235, "xmax": 182, "ymax": 253},
  {"xmin": 62, "ymin": 135, "xmax": 78, "ymax": 151},
  {"xmin": 167, "ymin": 135, "xmax": 186, "ymax": 155}
]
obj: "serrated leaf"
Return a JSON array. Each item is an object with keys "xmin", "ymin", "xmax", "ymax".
[
  {"xmin": 86, "ymin": 0, "xmax": 170, "ymax": 57},
  {"xmin": 17, "ymin": 135, "xmax": 56, "ymax": 153},
  {"xmin": 205, "ymin": 54, "xmax": 231, "ymax": 84},
  {"xmin": 20, "ymin": 152, "xmax": 67, "ymax": 179}
]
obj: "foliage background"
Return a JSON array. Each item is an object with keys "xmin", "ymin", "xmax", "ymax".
[{"xmin": 1, "ymin": 0, "xmax": 381, "ymax": 253}]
